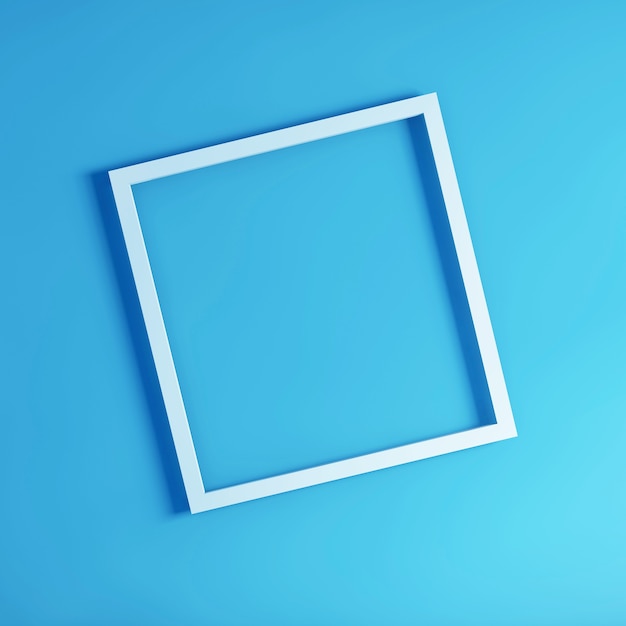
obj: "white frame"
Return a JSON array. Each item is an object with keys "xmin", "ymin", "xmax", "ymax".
[{"xmin": 109, "ymin": 93, "xmax": 517, "ymax": 513}]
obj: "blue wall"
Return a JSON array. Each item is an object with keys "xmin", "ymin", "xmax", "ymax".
[{"xmin": 2, "ymin": 1, "xmax": 626, "ymax": 624}]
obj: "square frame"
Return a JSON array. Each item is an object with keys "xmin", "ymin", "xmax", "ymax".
[{"xmin": 109, "ymin": 93, "xmax": 517, "ymax": 513}]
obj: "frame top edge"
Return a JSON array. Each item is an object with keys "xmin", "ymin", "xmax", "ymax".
[{"xmin": 107, "ymin": 92, "xmax": 439, "ymax": 184}]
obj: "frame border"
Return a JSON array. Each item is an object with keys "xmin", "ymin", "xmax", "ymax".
[{"xmin": 109, "ymin": 93, "xmax": 517, "ymax": 513}]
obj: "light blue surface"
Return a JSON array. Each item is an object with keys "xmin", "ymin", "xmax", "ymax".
[{"xmin": 1, "ymin": 1, "xmax": 625, "ymax": 624}]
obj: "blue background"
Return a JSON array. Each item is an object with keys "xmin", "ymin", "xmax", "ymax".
[{"xmin": 1, "ymin": 1, "xmax": 625, "ymax": 624}]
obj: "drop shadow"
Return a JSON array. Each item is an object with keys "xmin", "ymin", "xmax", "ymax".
[
  {"xmin": 91, "ymin": 171, "xmax": 189, "ymax": 514},
  {"xmin": 91, "ymin": 94, "xmax": 494, "ymax": 510},
  {"xmin": 406, "ymin": 115, "xmax": 496, "ymax": 426}
]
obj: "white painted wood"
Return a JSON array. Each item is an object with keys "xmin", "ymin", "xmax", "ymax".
[{"xmin": 109, "ymin": 93, "xmax": 516, "ymax": 514}]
